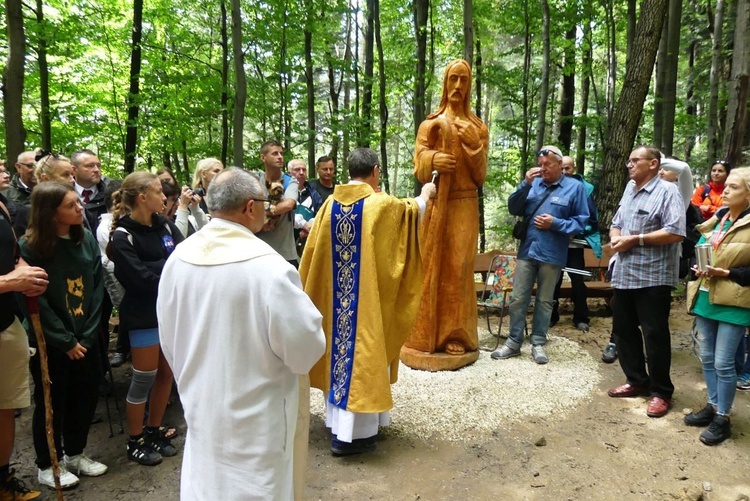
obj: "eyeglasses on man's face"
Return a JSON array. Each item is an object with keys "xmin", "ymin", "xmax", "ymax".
[{"xmin": 626, "ymin": 157, "xmax": 655, "ymax": 166}]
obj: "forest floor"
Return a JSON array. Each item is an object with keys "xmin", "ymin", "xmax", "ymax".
[{"xmin": 10, "ymin": 298, "xmax": 750, "ymax": 501}]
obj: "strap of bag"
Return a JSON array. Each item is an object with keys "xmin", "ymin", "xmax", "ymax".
[{"xmin": 527, "ymin": 184, "xmax": 558, "ymax": 219}]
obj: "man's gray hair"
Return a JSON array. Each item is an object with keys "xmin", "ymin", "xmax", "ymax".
[{"xmin": 206, "ymin": 167, "xmax": 263, "ymax": 213}]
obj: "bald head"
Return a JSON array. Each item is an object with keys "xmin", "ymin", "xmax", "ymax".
[
  {"xmin": 15, "ymin": 151, "xmax": 37, "ymax": 187},
  {"xmin": 562, "ymin": 156, "xmax": 577, "ymax": 176}
]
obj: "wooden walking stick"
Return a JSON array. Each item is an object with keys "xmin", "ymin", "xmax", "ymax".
[{"xmin": 26, "ymin": 296, "xmax": 64, "ymax": 501}]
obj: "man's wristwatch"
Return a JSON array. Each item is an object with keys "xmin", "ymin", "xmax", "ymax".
[{"xmin": 639, "ymin": 233, "xmax": 645, "ymax": 246}]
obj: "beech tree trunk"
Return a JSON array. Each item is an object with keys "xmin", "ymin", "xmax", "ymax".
[
  {"xmin": 305, "ymin": 0, "xmax": 316, "ymax": 167},
  {"xmin": 230, "ymin": 0, "xmax": 246, "ymax": 167},
  {"xmin": 595, "ymin": 0, "xmax": 670, "ymax": 230},
  {"xmin": 220, "ymin": 0, "xmax": 229, "ymax": 166},
  {"xmin": 35, "ymin": 0, "xmax": 51, "ymax": 150},
  {"xmin": 124, "ymin": 0, "xmax": 144, "ymax": 173},
  {"xmin": 413, "ymin": 0, "xmax": 429, "ymax": 137},
  {"xmin": 3, "ymin": 0, "xmax": 26, "ymax": 166},
  {"xmin": 723, "ymin": 0, "xmax": 750, "ymax": 166},
  {"xmin": 359, "ymin": 0, "xmax": 374, "ymax": 148},
  {"xmin": 576, "ymin": 19, "xmax": 593, "ymax": 175},
  {"xmin": 557, "ymin": 26, "xmax": 576, "ymax": 154},
  {"xmin": 463, "ymin": 0, "xmax": 473, "ymax": 66},
  {"xmin": 375, "ymin": 0, "xmax": 389, "ymax": 192},
  {"xmin": 707, "ymin": 0, "xmax": 726, "ymax": 162},
  {"xmin": 535, "ymin": 0, "xmax": 551, "ymax": 152}
]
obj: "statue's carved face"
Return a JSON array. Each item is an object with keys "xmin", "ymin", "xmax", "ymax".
[{"xmin": 446, "ymin": 64, "xmax": 470, "ymax": 104}]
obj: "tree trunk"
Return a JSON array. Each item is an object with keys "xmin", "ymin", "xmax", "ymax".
[
  {"xmin": 463, "ymin": 0, "xmax": 473, "ymax": 66},
  {"xmin": 305, "ymin": 0, "xmax": 316, "ymax": 167},
  {"xmin": 707, "ymin": 0, "xmax": 726, "ymax": 163},
  {"xmin": 557, "ymin": 26, "xmax": 575, "ymax": 154},
  {"xmin": 595, "ymin": 0, "xmax": 670, "ymax": 230},
  {"xmin": 3, "ymin": 0, "xmax": 26, "ymax": 166},
  {"xmin": 606, "ymin": 0, "xmax": 617, "ymax": 122},
  {"xmin": 576, "ymin": 19, "xmax": 592, "ymax": 176},
  {"xmin": 685, "ymin": 37, "xmax": 697, "ymax": 162},
  {"xmin": 476, "ymin": 37, "xmax": 485, "ymax": 253},
  {"xmin": 360, "ymin": 0, "xmax": 374, "ymax": 148},
  {"xmin": 35, "ymin": 0, "xmax": 51, "ymax": 150},
  {"xmin": 653, "ymin": 15, "xmax": 668, "ymax": 149},
  {"xmin": 374, "ymin": 0, "xmax": 389, "ymax": 192},
  {"xmin": 342, "ymin": 0, "xmax": 354, "ymax": 171},
  {"xmin": 230, "ymin": 0, "xmax": 246, "ymax": 168},
  {"xmin": 220, "ymin": 0, "xmax": 229, "ymax": 166},
  {"xmin": 535, "ymin": 0, "xmax": 551, "ymax": 152},
  {"xmin": 521, "ymin": 0, "xmax": 531, "ymax": 172},
  {"xmin": 328, "ymin": 53, "xmax": 341, "ymax": 168},
  {"xmin": 626, "ymin": 0, "xmax": 637, "ymax": 68},
  {"xmin": 279, "ymin": 0, "xmax": 290, "ymax": 152},
  {"xmin": 413, "ymin": 0, "xmax": 429, "ymax": 137},
  {"xmin": 723, "ymin": 0, "xmax": 750, "ymax": 166},
  {"xmin": 124, "ymin": 0, "xmax": 144, "ymax": 173},
  {"xmin": 661, "ymin": 0, "xmax": 683, "ymax": 155}
]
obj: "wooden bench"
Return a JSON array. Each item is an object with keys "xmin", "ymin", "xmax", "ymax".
[{"xmin": 474, "ymin": 245, "xmax": 614, "ymax": 300}]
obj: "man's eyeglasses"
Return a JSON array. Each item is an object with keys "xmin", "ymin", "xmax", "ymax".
[
  {"xmin": 243, "ymin": 198, "xmax": 271, "ymax": 214},
  {"xmin": 536, "ymin": 149, "xmax": 562, "ymax": 159},
  {"xmin": 626, "ymin": 157, "xmax": 655, "ymax": 166},
  {"xmin": 19, "ymin": 162, "xmax": 35, "ymax": 168}
]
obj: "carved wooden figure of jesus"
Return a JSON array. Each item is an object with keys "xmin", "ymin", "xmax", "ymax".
[{"xmin": 401, "ymin": 59, "xmax": 488, "ymax": 371}]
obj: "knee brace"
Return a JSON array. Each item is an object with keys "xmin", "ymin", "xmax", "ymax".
[{"xmin": 126, "ymin": 369, "xmax": 157, "ymax": 405}]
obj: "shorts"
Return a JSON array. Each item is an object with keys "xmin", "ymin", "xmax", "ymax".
[
  {"xmin": 0, "ymin": 317, "xmax": 31, "ymax": 409},
  {"xmin": 129, "ymin": 328, "xmax": 160, "ymax": 348}
]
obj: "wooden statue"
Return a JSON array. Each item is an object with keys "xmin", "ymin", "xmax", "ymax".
[{"xmin": 401, "ymin": 59, "xmax": 488, "ymax": 371}]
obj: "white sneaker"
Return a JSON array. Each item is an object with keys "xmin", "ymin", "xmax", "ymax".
[
  {"xmin": 38, "ymin": 464, "xmax": 79, "ymax": 489},
  {"xmin": 65, "ymin": 452, "xmax": 108, "ymax": 476}
]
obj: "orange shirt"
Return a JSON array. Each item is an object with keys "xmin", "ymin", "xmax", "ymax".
[{"xmin": 691, "ymin": 182, "xmax": 724, "ymax": 220}]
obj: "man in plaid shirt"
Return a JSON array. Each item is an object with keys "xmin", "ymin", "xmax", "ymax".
[{"xmin": 606, "ymin": 145, "xmax": 686, "ymax": 418}]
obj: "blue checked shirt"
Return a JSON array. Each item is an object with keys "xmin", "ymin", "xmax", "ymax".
[
  {"xmin": 508, "ymin": 174, "xmax": 590, "ymax": 267},
  {"xmin": 610, "ymin": 175, "xmax": 686, "ymax": 289}
]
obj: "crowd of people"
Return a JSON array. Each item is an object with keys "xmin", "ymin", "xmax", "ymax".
[{"xmin": 0, "ymin": 140, "xmax": 748, "ymax": 499}]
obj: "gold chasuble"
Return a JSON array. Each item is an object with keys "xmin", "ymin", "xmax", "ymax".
[{"xmin": 300, "ymin": 183, "xmax": 423, "ymax": 414}]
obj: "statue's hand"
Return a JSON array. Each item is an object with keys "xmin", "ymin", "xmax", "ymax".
[
  {"xmin": 455, "ymin": 119, "xmax": 481, "ymax": 149},
  {"xmin": 432, "ymin": 152, "xmax": 456, "ymax": 174}
]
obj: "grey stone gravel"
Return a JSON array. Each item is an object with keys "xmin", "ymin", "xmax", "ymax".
[{"xmin": 310, "ymin": 334, "xmax": 601, "ymax": 442}]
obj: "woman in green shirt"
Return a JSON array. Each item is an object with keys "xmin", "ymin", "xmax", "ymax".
[{"xmin": 685, "ymin": 167, "xmax": 750, "ymax": 446}]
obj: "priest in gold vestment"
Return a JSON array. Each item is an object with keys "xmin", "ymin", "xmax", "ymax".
[{"xmin": 300, "ymin": 148, "xmax": 435, "ymax": 455}]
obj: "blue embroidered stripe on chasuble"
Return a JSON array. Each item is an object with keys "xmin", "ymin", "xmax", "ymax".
[{"xmin": 329, "ymin": 199, "xmax": 364, "ymax": 409}]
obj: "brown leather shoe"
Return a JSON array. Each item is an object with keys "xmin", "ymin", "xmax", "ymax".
[
  {"xmin": 607, "ymin": 383, "xmax": 650, "ymax": 398},
  {"xmin": 646, "ymin": 396, "xmax": 673, "ymax": 418}
]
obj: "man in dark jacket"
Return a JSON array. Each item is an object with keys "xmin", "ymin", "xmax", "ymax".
[
  {"xmin": 71, "ymin": 149, "xmax": 110, "ymax": 232},
  {"xmin": 5, "ymin": 151, "xmax": 36, "ymax": 205}
]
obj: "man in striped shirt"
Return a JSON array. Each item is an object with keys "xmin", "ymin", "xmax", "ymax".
[{"xmin": 607, "ymin": 145, "xmax": 686, "ymax": 418}]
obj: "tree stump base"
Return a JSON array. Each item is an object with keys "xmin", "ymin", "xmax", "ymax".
[{"xmin": 399, "ymin": 345, "xmax": 479, "ymax": 372}]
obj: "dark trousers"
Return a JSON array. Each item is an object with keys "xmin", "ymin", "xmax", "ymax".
[
  {"xmin": 30, "ymin": 344, "xmax": 101, "ymax": 468},
  {"xmin": 612, "ymin": 286, "xmax": 674, "ymax": 399},
  {"xmin": 551, "ymin": 247, "xmax": 589, "ymax": 325}
]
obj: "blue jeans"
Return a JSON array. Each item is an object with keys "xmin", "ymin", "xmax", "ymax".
[
  {"xmin": 695, "ymin": 316, "xmax": 746, "ymax": 416},
  {"xmin": 506, "ymin": 258, "xmax": 561, "ymax": 349}
]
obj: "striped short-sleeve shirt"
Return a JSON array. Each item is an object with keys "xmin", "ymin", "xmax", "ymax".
[{"xmin": 610, "ymin": 175, "xmax": 686, "ymax": 289}]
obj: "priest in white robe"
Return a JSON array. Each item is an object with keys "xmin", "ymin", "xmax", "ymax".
[{"xmin": 158, "ymin": 168, "xmax": 326, "ymax": 501}]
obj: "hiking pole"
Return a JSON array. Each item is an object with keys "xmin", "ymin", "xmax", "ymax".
[{"xmin": 26, "ymin": 296, "xmax": 64, "ymax": 501}]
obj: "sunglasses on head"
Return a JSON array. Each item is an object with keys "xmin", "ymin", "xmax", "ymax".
[
  {"xmin": 537, "ymin": 149, "xmax": 562, "ymax": 159},
  {"xmin": 714, "ymin": 159, "xmax": 731, "ymax": 168},
  {"xmin": 34, "ymin": 150, "xmax": 60, "ymax": 162}
]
